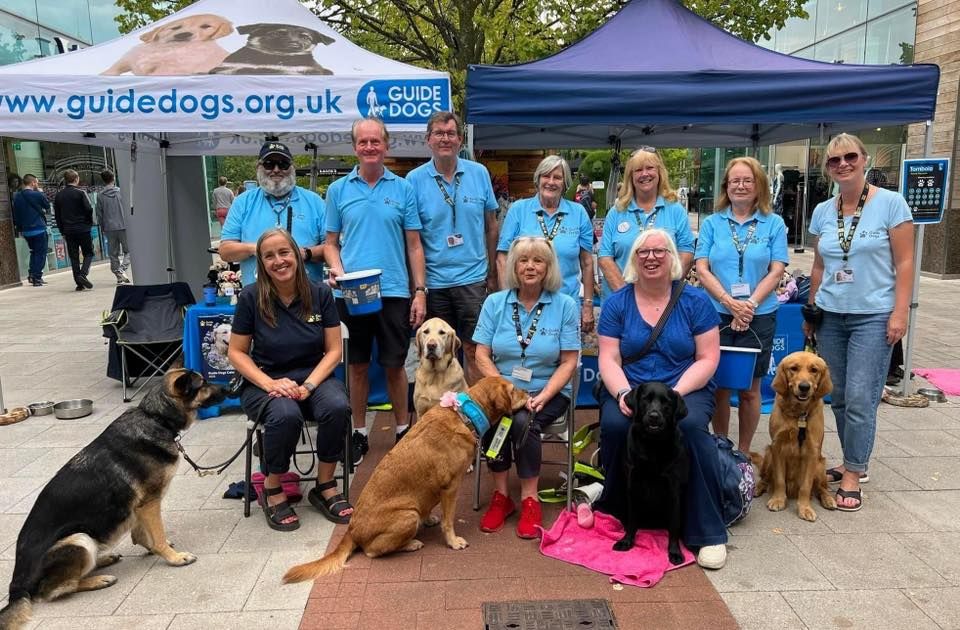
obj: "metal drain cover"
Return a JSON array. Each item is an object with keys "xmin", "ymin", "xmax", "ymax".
[{"xmin": 482, "ymin": 599, "xmax": 617, "ymax": 629}]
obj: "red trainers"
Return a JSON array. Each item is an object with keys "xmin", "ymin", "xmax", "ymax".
[
  {"xmin": 479, "ymin": 490, "xmax": 515, "ymax": 532},
  {"xmin": 516, "ymin": 497, "xmax": 542, "ymax": 539}
]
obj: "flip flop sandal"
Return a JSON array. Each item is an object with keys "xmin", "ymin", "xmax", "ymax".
[
  {"xmin": 835, "ymin": 487, "xmax": 863, "ymax": 512},
  {"xmin": 308, "ymin": 479, "xmax": 353, "ymax": 524},
  {"xmin": 826, "ymin": 468, "xmax": 869, "ymax": 484},
  {"xmin": 259, "ymin": 486, "xmax": 300, "ymax": 531}
]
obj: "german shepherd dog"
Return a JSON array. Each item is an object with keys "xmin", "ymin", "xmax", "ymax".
[{"xmin": 0, "ymin": 369, "xmax": 224, "ymax": 630}]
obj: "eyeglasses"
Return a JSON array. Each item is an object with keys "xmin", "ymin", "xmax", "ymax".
[
  {"xmin": 728, "ymin": 178, "xmax": 755, "ymax": 188},
  {"xmin": 826, "ymin": 152, "xmax": 861, "ymax": 168},
  {"xmin": 636, "ymin": 248, "xmax": 669, "ymax": 259},
  {"xmin": 261, "ymin": 159, "xmax": 291, "ymax": 171},
  {"xmin": 632, "ymin": 146, "xmax": 657, "ymax": 156},
  {"xmin": 430, "ymin": 130, "xmax": 459, "ymax": 140}
]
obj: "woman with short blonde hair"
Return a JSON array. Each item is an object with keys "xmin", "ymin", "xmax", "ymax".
[{"xmin": 599, "ymin": 148, "xmax": 695, "ymax": 300}]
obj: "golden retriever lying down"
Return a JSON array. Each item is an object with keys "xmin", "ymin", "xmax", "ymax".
[
  {"xmin": 413, "ymin": 317, "xmax": 468, "ymax": 418},
  {"xmin": 283, "ymin": 376, "xmax": 528, "ymax": 582},
  {"xmin": 753, "ymin": 351, "xmax": 836, "ymax": 521}
]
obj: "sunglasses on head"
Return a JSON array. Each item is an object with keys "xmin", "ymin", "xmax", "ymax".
[
  {"xmin": 262, "ymin": 159, "xmax": 291, "ymax": 171},
  {"xmin": 826, "ymin": 152, "xmax": 861, "ymax": 168},
  {"xmin": 632, "ymin": 145, "xmax": 657, "ymax": 156}
]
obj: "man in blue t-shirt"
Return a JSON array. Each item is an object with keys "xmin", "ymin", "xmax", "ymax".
[
  {"xmin": 325, "ymin": 118, "xmax": 427, "ymax": 462},
  {"xmin": 13, "ymin": 174, "xmax": 50, "ymax": 287},
  {"xmin": 406, "ymin": 111, "xmax": 498, "ymax": 384},
  {"xmin": 220, "ymin": 141, "xmax": 326, "ymax": 285}
]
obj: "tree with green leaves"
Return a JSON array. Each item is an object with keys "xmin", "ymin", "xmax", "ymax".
[{"xmin": 115, "ymin": 0, "xmax": 806, "ymax": 114}]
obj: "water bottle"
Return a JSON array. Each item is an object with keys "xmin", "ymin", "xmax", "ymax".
[{"xmin": 203, "ymin": 282, "xmax": 217, "ymax": 306}]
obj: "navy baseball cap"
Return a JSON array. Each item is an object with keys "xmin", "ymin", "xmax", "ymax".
[{"xmin": 259, "ymin": 141, "xmax": 292, "ymax": 162}]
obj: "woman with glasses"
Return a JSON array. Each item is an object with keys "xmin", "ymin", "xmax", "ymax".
[
  {"xmin": 497, "ymin": 155, "xmax": 596, "ymax": 332},
  {"xmin": 803, "ymin": 133, "xmax": 914, "ymax": 512},
  {"xmin": 598, "ymin": 147, "xmax": 695, "ymax": 302},
  {"xmin": 474, "ymin": 237, "xmax": 580, "ymax": 538},
  {"xmin": 596, "ymin": 228, "xmax": 728, "ymax": 569},
  {"xmin": 695, "ymin": 157, "xmax": 788, "ymax": 453}
]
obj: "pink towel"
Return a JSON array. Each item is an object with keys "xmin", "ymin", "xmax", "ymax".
[
  {"xmin": 538, "ymin": 510, "xmax": 695, "ymax": 588},
  {"xmin": 913, "ymin": 368, "xmax": 960, "ymax": 396},
  {"xmin": 251, "ymin": 472, "xmax": 303, "ymax": 502}
]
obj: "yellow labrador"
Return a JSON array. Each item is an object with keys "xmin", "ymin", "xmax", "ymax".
[
  {"xmin": 413, "ymin": 318, "xmax": 468, "ymax": 418},
  {"xmin": 102, "ymin": 14, "xmax": 233, "ymax": 76}
]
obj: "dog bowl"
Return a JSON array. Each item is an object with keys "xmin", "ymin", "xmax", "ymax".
[
  {"xmin": 917, "ymin": 387, "xmax": 947, "ymax": 403},
  {"xmin": 53, "ymin": 399, "xmax": 94, "ymax": 420},
  {"xmin": 28, "ymin": 401, "xmax": 55, "ymax": 416}
]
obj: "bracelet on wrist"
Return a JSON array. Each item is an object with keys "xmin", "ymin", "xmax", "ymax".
[{"xmin": 616, "ymin": 387, "xmax": 631, "ymax": 402}]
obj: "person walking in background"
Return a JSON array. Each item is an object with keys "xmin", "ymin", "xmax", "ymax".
[
  {"xmin": 803, "ymin": 133, "xmax": 914, "ymax": 512},
  {"xmin": 598, "ymin": 147, "xmax": 695, "ymax": 303},
  {"xmin": 695, "ymin": 157, "xmax": 788, "ymax": 452},
  {"xmin": 213, "ymin": 176, "xmax": 235, "ymax": 227},
  {"xmin": 54, "ymin": 169, "xmax": 95, "ymax": 292},
  {"xmin": 12, "ymin": 174, "xmax": 50, "ymax": 287},
  {"xmin": 96, "ymin": 170, "xmax": 131, "ymax": 284}
]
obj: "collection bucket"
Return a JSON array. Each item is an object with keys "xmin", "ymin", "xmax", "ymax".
[
  {"xmin": 336, "ymin": 269, "xmax": 383, "ymax": 315},
  {"xmin": 716, "ymin": 346, "xmax": 761, "ymax": 391}
]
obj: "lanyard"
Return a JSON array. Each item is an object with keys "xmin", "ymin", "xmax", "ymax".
[
  {"xmin": 727, "ymin": 216, "xmax": 758, "ymax": 280},
  {"xmin": 512, "ymin": 300, "xmax": 544, "ymax": 366},
  {"xmin": 632, "ymin": 207, "xmax": 660, "ymax": 230},
  {"xmin": 836, "ymin": 183, "xmax": 870, "ymax": 264},
  {"xmin": 433, "ymin": 172, "xmax": 462, "ymax": 228},
  {"xmin": 536, "ymin": 209, "xmax": 564, "ymax": 241},
  {"xmin": 270, "ymin": 195, "xmax": 292, "ymax": 232}
]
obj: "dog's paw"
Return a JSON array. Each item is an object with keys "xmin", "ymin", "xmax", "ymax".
[
  {"xmin": 422, "ymin": 514, "xmax": 440, "ymax": 527},
  {"xmin": 87, "ymin": 575, "xmax": 118, "ymax": 591},
  {"xmin": 753, "ymin": 482, "xmax": 767, "ymax": 497},
  {"xmin": 821, "ymin": 493, "xmax": 838, "ymax": 510},
  {"xmin": 403, "ymin": 539, "xmax": 425, "ymax": 552},
  {"xmin": 612, "ymin": 538, "xmax": 633, "ymax": 552},
  {"xmin": 766, "ymin": 496, "xmax": 787, "ymax": 512},
  {"xmin": 168, "ymin": 551, "xmax": 197, "ymax": 566},
  {"xmin": 447, "ymin": 536, "xmax": 469, "ymax": 550},
  {"xmin": 668, "ymin": 551, "xmax": 685, "ymax": 566},
  {"xmin": 798, "ymin": 505, "xmax": 818, "ymax": 522},
  {"xmin": 96, "ymin": 553, "xmax": 122, "ymax": 568}
]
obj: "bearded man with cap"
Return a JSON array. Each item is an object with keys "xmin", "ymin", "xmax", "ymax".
[{"xmin": 220, "ymin": 141, "xmax": 326, "ymax": 283}]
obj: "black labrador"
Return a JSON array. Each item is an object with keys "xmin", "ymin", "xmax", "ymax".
[{"xmin": 613, "ymin": 382, "xmax": 689, "ymax": 565}]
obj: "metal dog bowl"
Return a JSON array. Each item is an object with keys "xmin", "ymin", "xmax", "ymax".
[
  {"xmin": 917, "ymin": 387, "xmax": 947, "ymax": 403},
  {"xmin": 28, "ymin": 401, "xmax": 55, "ymax": 416},
  {"xmin": 53, "ymin": 399, "xmax": 94, "ymax": 420}
]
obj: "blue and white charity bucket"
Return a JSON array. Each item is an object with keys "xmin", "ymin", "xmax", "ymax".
[{"xmin": 336, "ymin": 269, "xmax": 383, "ymax": 315}]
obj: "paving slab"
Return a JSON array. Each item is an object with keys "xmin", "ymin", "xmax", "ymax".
[
  {"xmin": 893, "ymin": 532, "xmax": 960, "ymax": 585},
  {"xmin": 782, "ymin": 589, "xmax": 941, "ymax": 630},
  {"xmin": 168, "ymin": 610, "xmax": 302, "ymax": 629},
  {"xmin": 886, "ymin": 490, "xmax": 960, "ymax": 531},
  {"xmin": 721, "ymin": 591, "xmax": 807, "ymax": 629},
  {"xmin": 882, "ymin": 456, "xmax": 960, "ymax": 490},
  {"xmin": 706, "ymin": 533, "xmax": 832, "ymax": 592},
  {"xmin": 903, "ymin": 587, "xmax": 960, "ymax": 629}
]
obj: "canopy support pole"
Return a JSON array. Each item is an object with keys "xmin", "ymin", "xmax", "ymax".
[
  {"xmin": 128, "ymin": 134, "xmax": 136, "ymax": 216},
  {"xmin": 466, "ymin": 124, "xmax": 476, "ymax": 160},
  {"xmin": 901, "ymin": 120, "xmax": 933, "ymax": 397},
  {"xmin": 305, "ymin": 142, "xmax": 318, "ymax": 191},
  {"xmin": 159, "ymin": 133, "xmax": 175, "ymax": 283}
]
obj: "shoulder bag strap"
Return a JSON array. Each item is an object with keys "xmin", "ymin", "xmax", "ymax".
[{"xmin": 622, "ymin": 280, "xmax": 686, "ymax": 366}]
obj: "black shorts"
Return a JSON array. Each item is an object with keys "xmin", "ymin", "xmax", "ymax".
[
  {"xmin": 337, "ymin": 297, "xmax": 410, "ymax": 368},
  {"xmin": 426, "ymin": 281, "xmax": 486, "ymax": 343},
  {"xmin": 719, "ymin": 311, "xmax": 777, "ymax": 380}
]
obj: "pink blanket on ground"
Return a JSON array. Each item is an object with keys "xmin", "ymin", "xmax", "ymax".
[
  {"xmin": 538, "ymin": 510, "xmax": 695, "ymax": 588},
  {"xmin": 913, "ymin": 368, "xmax": 960, "ymax": 396}
]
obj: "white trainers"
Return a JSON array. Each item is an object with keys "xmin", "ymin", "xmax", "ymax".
[{"xmin": 697, "ymin": 544, "xmax": 727, "ymax": 569}]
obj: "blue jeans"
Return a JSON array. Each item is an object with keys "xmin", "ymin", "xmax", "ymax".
[
  {"xmin": 596, "ymin": 387, "xmax": 727, "ymax": 548},
  {"xmin": 24, "ymin": 232, "xmax": 48, "ymax": 279},
  {"xmin": 816, "ymin": 310, "xmax": 893, "ymax": 473}
]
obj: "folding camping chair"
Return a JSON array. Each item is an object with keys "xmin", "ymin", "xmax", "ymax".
[
  {"xmin": 243, "ymin": 322, "xmax": 354, "ymax": 518},
  {"xmin": 101, "ymin": 282, "xmax": 193, "ymax": 403}
]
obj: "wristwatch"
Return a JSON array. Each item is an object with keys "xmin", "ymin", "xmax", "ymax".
[
  {"xmin": 415, "ymin": 286, "xmax": 428, "ymax": 295},
  {"xmin": 303, "ymin": 381, "xmax": 317, "ymax": 394}
]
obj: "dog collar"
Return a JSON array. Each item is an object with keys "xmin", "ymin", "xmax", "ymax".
[{"xmin": 441, "ymin": 391, "xmax": 491, "ymax": 437}]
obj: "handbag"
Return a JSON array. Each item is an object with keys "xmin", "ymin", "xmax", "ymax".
[
  {"xmin": 714, "ymin": 434, "xmax": 755, "ymax": 526},
  {"xmin": 593, "ymin": 280, "xmax": 687, "ymax": 403}
]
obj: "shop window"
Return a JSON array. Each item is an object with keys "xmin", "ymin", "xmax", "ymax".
[
  {"xmin": 816, "ymin": 0, "xmax": 868, "ymax": 41},
  {"xmin": 35, "ymin": 0, "xmax": 92, "ymax": 44},
  {"xmin": 89, "ymin": 0, "xmax": 123, "ymax": 44},
  {"xmin": 776, "ymin": 0, "xmax": 818, "ymax": 54},
  {"xmin": 868, "ymin": 0, "xmax": 914, "ymax": 20},
  {"xmin": 2, "ymin": 1, "xmax": 40, "ymax": 22},
  {"xmin": 865, "ymin": 6, "xmax": 916, "ymax": 64},
  {"xmin": 0, "ymin": 12, "xmax": 41, "ymax": 65}
]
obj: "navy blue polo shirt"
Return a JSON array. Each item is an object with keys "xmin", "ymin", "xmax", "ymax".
[{"xmin": 231, "ymin": 281, "xmax": 340, "ymax": 377}]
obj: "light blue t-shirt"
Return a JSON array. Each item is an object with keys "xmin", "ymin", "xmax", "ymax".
[
  {"xmin": 598, "ymin": 197, "xmax": 695, "ymax": 300},
  {"xmin": 808, "ymin": 187, "xmax": 912, "ymax": 314},
  {"xmin": 325, "ymin": 166, "xmax": 422, "ymax": 298},
  {"xmin": 220, "ymin": 186, "xmax": 326, "ymax": 284},
  {"xmin": 695, "ymin": 209, "xmax": 789, "ymax": 315},
  {"xmin": 406, "ymin": 158, "xmax": 498, "ymax": 289},
  {"xmin": 497, "ymin": 197, "xmax": 593, "ymax": 301},
  {"xmin": 598, "ymin": 282, "xmax": 719, "ymax": 390},
  {"xmin": 473, "ymin": 288, "xmax": 581, "ymax": 397}
]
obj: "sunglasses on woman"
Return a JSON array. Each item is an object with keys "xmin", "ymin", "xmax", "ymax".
[{"xmin": 826, "ymin": 152, "xmax": 861, "ymax": 169}]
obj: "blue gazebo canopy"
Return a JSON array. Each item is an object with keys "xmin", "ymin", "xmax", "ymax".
[{"xmin": 466, "ymin": 0, "xmax": 940, "ymax": 148}]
